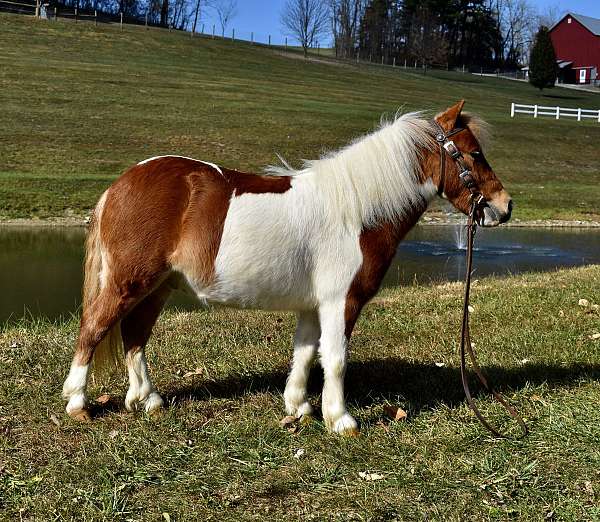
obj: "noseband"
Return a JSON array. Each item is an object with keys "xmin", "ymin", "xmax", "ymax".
[{"xmin": 432, "ymin": 120, "xmax": 528, "ymax": 439}]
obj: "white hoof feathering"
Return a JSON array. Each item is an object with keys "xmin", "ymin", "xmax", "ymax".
[
  {"xmin": 330, "ymin": 413, "xmax": 358, "ymax": 434},
  {"xmin": 66, "ymin": 393, "xmax": 87, "ymax": 414},
  {"xmin": 143, "ymin": 392, "xmax": 164, "ymax": 413},
  {"xmin": 286, "ymin": 400, "xmax": 313, "ymax": 418}
]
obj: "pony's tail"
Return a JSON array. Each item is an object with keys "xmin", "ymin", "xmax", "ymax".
[{"xmin": 82, "ymin": 192, "xmax": 123, "ymax": 372}]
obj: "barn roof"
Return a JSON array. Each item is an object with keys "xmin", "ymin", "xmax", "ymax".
[{"xmin": 551, "ymin": 13, "xmax": 600, "ymax": 36}]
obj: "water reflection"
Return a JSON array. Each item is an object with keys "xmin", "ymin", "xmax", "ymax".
[{"xmin": 0, "ymin": 225, "xmax": 598, "ymax": 323}]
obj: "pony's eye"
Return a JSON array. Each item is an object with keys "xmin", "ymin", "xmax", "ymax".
[{"xmin": 470, "ymin": 151, "xmax": 482, "ymax": 159}]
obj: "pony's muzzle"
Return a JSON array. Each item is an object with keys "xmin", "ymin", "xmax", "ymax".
[{"xmin": 480, "ymin": 191, "xmax": 512, "ymax": 227}]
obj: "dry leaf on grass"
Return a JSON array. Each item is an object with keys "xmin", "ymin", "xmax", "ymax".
[
  {"xmin": 383, "ymin": 405, "xmax": 408, "ymax": 421},
  {"xmin": 183, "ymin": 368, "xmax": 203, "ymax": 378},
  {"xmin": 293, "ymin": 449, "xmax": 305, "ymax": 459},
  {"xmin": 49, "ymin": 414, "xmax": 61, "ymax": 427},
  {"xmin": 589, "ymin": 333, "xmax": 600, "ymax": 341},
  {"xmin": 358, "ymin": 471, "xmax": 384, "ymax": 481},
  {"xmin": 96, "ymin": 394, "xmax": 111, "ymax": 405},
  {"xmin": 578, "ymin": 299, "xmax": 590, "ymax": 307}
]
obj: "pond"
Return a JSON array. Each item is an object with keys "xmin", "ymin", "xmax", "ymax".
[{"xmin": 1, "ymin": 225, "xmax": 599, "ymax": 324}]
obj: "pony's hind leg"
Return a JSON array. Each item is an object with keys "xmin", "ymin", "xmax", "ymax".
[
  {"xmin": 284, "ymin": 311, "xmax": 320, "ymax": 419},
  {"xmin": 121, "ymin": 281, "xmax": 172, "ymax": 413},
  {"xmin": 63, "ymin": 286, "xmax": 134, "ymax": 420}
]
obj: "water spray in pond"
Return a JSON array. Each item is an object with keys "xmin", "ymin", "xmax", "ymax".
[{"xmin": 454, "ymin": 220, "xmax": 468, "ymax": 250}]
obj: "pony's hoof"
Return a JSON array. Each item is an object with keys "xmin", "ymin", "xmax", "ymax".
[
  {"xmin": 143, "ymin": 392, "xmax": 164, "ymax": 414},
  {"xmin": 68, "ymin": 408, "xmax": 92, "ymax": 422},
  {"xmin": 329, "ymin": 413, "xmax": 358, "ymax": 435}
]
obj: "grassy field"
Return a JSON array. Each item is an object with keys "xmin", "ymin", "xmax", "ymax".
[
  {"xmin": 1, "ymin": 265, "xmax": 599, "ymax": 519},
  {"xmin": 1, "ymin": 14, "xmax": 600, "ymax": 222}
]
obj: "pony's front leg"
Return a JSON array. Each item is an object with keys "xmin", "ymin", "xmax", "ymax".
[
  {"xmin": 284, "ymin": 311, "xmax": 320, "ymax": 419},
  {"xmin": 318, "ymin": 302, "xmax": 358, "ymax": 435}
]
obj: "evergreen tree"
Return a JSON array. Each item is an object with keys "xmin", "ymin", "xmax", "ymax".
[{"xmin": 529, "ymin": 26, "xmax": 558, "ymax": 90}]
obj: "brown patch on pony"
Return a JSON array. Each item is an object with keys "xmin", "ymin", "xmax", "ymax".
[
  {"xmin": 73, "ymin": 155, "xmax": 294, "ymax": 371},
  {"xmin": 344, "ymin": 207, "xmax": 424, "ymax": 338},
  {"xmin": 224, "ymin": 168, "xmax": 292, "ymax": 196}
]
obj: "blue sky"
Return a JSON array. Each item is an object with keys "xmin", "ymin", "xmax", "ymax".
[{"xmin": 200, "ymin": 0, "xmax": 600, "ymax": 44}]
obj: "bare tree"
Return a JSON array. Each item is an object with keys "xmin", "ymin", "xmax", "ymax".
[
  {"xmin": 281, "ymin": 0, "xmax": 330, "ymax": 57},
  {"xmin": 330, "ymin": 0, "xmax": 364, "ymax": 58},
  {"xmin": 190, "ymin": 0, "xmax": 204, "ymax": 35},
  {"xmin": 209, "ymin": 0, "xmax": 237, "ymax": 35}
]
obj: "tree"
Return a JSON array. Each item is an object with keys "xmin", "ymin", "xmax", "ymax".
[
  {"xmin": 281, "ymin": 0, "xmax": 330, "ymax": 58},
  {"xmin": 528, "ymin": 26, "xmax": 557, "ymax": 90},
  {"xmin": 330, "ymin": 0, "xmax": 365, "ymax": 58},
  {"xmin": 209, "ymin": 0, "xmax": 237, "ymax": 35}
]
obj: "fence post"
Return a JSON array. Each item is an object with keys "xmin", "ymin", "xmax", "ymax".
[
  {"xmin": 285, "ymin": 37, "xmax": 288, "ymax": 50},
  {"xmin": 35, "ymin": 0, "xmax": 40, "ymax": 18},
  {"xmin": 251, "ymin": 32, "xmax": 254, "ymax": 44},
  {"xmin": 268, "ymin": 35, "xmax": 271, "ymax": 46},
  {"xmin": 212, "ymin": 24, "xmax": 215, "ymax": 38},
  {"xmin": 597, "ymin": 110, "xmax": 600, "ymax": 123},
  {"xmin": 75, "ymin": 7, "xmax": 78, "ymax": 22},
  {"xmin": 393, "ymin": 57, "xmax": 396, "ymax": 67},
  {"xmin": 534, "ymin": 104, "xmax": 538, "ymax": 118},
  {"xmin": 94, "ymin": 10, "xmax": 97, "ymax": 26},
  {"xmin": 120, "ymin": 11, "xmax": 123, "ymax": 30},
  {"xmin": 510, "ymin": 102, "xmax": 515, "ymax": 117},
  {"xmin": 381, "ymin": 55, "xmax": 384, "ymax": 65},
  {"xmin": 222, "ymin": 27, "xmax": 224, "ymax": 38},
  {"xmin": 414, "ymin": 60, "xmax": 417, "ymax": 68},
  {"xmin": 556, "ymin": 106, "xmax": 560, "ymax": 120},
  {"xmin": 404, "ymin": 59, "xmax": 406, "ymax": 68},
  {"xmin": 145, "ymin": 11, "xmax": 148, "ymax": 29},
  {"xmin": 462, "ymin": 64, "xmax": 465, "ymax": 74},
  {"xmin": 232, "ymin": 28, "xmax": 234, "ymax": 40},
  {"xmin": 54, "ymin": 6, "xmax": 57, "ymax": 19},
  {"xmin": 577, "ymin": 108, "xmax": 582, "ymax": 121},
  {"xmin": 201, "ymin": 23, "xmax": 204, "ymax": 34},
  {"xmin": 317, "ymin": 43, "xmax": 320, "ymax": 55}
]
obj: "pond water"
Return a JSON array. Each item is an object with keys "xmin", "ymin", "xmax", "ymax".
[{"xmin": 1, "ymin": 225, "xmax": 599, "ymax": 324}]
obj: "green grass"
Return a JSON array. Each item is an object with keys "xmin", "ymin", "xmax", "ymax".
[
  {"xmin": 1, "ymin": 265, "xmax": 599, "ymax": 519},
  {"xmin": 1, "ymin": 14, "xmax": 600, "ymax": 222}
]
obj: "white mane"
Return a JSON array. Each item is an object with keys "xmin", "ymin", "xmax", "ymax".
[{"xmin": 266, "ymin": 112, "xmax": 436, "ymax": 228}]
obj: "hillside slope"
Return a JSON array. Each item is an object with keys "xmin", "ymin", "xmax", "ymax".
[{"xmin": 1, "ymin": 13, "xmax": 599, "ymax": 221}]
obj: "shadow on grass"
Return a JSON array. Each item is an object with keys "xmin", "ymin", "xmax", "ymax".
[{"xmin": 165, "ymin": 358, "xmax": 600, "ymax": 414}]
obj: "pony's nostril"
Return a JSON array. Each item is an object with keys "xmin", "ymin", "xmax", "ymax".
[{"xmin": 507, "ymin": 199, "xmax": 513, "ymax": 213}]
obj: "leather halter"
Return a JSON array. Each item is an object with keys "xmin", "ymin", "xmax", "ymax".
[{"xmin": 432, "ymin": 120, "xmax": 528, "ymax": 439}]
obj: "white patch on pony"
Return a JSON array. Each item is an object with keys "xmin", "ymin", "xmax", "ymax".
[
  {"xmin": 137, "ymin": 155, "xmax": 223, "ymax": 175},
  {"xmin": 62, "ymin": 363, "xmax": 89, "ymax": 414}
]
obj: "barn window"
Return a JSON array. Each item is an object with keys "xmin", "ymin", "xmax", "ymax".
[{"xmin": 568, "ymin": 17, "xmax": 571, "ymax": 23}]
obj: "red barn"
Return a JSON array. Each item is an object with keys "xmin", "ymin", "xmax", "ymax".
[{"xmin": 549, "ymin": 12, "xmax": 600, "ymax": 85}]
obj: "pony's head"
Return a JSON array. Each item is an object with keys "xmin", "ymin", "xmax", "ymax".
[{"xmin": 432, "ymin": 100, "xmax": 512, "ymax": 227}]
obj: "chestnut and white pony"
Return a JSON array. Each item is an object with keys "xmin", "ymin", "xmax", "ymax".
[{"xmin": 63, "ymin": 100, "xmax": 512, "ymax": 434}]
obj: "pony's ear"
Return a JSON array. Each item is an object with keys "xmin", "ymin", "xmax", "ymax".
[{"xmin": 435, "ymin": 100, "xmax": 465, "ymax": 132}]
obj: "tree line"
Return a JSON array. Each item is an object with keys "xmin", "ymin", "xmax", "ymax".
[
  {"xmin": 53, "ymin": 0, "xmax": 236, "ymax": 33},
  {"xmin": 282, "ymin": 0, "xmax": 560, "ymax": 69}
]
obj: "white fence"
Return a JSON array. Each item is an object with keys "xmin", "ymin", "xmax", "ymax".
[{"xmin": 511, "ymin": 102, "xmax": 600, "ymax": 122}]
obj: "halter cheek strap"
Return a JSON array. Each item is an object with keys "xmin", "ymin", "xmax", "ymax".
[{"xmin": 433, "ymin": 121, "xmax": 483, "ymax": 205}]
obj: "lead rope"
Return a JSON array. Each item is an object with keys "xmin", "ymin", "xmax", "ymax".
[{"xmin": 460, "ymin": 197, "xmax": 529, "ymax": 438}]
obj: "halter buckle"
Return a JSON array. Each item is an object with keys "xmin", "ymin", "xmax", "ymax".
[
  {"xmin": 459, "ymin": 170, "xmax": 476, "ymax": 189},
  {"xmin": 443, "ymin": 140, "xmax": 461, "ymax": 159}
]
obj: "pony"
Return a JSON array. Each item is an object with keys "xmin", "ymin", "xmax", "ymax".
[{"xmin": 63, "ymin": 100, "xmax": 512, "ymax": 435}]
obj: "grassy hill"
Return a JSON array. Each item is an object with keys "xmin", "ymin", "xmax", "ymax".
[{"xmin": 1, "ymin": 13, "xmax": 599, "ymax": 222}]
